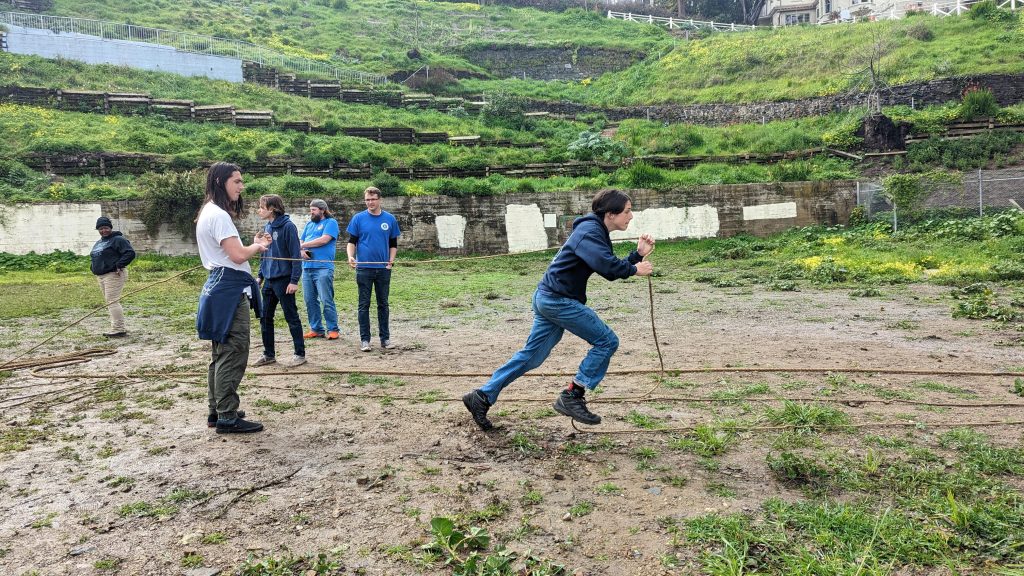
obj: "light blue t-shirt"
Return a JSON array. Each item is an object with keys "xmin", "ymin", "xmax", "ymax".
[
  {"xmin": 301, "ymin": 217, "xmax": 339, "ymax": 270},
  {"xmin": 346, "ymin": 211, "xmax": 400, "ymax": 269}
]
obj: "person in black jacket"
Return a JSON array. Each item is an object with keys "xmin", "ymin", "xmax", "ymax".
[
  {"xmin": 90, "ymin": 216, "xmax": 136, "ymax": 338},
  {"xmin": 253, "ymin": 194, "xmax": 306, "ymax": 367},
  {"xmin": 462, "ymin": 189, "xmax": 655, "ymax": 431}
]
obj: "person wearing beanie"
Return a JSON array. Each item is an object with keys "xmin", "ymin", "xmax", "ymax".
[
  {"xmin": 90, "ymin": 216, "xmax": 136, "ymax": 338},
  {"xmin": 299, "ymin": 198, "xmax": 341, "ymax": 340}
]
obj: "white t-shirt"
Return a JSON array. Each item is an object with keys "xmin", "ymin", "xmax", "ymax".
[{"xmin": 196, "ymin": 202, "xmax": 253, "ymax": 275}]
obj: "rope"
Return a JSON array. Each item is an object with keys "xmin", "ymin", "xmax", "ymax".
[
  {"xmin": 569, "ymin": 418, "xmax": 1024, "ymax": 435},
  {"xmin": 0, "ymin": 265, "xmax": 204, "ymax": 371}
]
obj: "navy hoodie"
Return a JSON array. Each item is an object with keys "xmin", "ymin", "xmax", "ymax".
[
  {"xmin": 90, "ymin": 231, "xmax": 136, "ymax": 276},
  {"xmin": 258, "ymin": 214, "xmax": 302, "ymax": 285},
  {"xmin": 537, "ymin": 213, "xmax": 642, "ymax": 304}
]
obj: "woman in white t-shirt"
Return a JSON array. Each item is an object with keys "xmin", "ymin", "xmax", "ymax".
[{"xmin": 196, "ymin": 162, "xmax": 271, "ymax": 434}]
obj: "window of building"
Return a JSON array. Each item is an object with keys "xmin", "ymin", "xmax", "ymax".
[{"xmin": 784, "ymin": 12, "xmax": 811, "ymax": 24}]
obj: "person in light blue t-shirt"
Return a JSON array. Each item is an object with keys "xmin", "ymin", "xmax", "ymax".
[
  {"xmin": 299, "ymin": 199, "xmax": 340, "ymax": 340},
  {"xmin": 346, "ymin": 186, "xmax": 401, "ymax": 352}
]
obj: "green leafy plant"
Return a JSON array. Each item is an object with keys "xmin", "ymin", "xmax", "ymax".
[{"xmin": 138, "ymin": 170, "xmax": 205, "ymax": 237}]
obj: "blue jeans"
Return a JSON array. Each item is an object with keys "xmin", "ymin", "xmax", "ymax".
[
  {"xmin": 356, "ymin": 267, "xmax": 391, "ymax": 343},
  {"xmin": 479, "ymin": 290, "xmax": 619, "ymax": 405},
  {"xmin": 260, "ymin": 276, "xmax": 305, "ymax": 358},
  {"xmin": 302, "ymin": 267, "xmax": 338, "ymax": 334}
]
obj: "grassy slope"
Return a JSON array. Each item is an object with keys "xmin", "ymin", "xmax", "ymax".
[
  {"xmin": 28, "ymin": 0, "xmax": 1024, "ymax": 107},
  {"xmin": 37, "ymin": 0, "xmax": 668, "ymax": 75}
]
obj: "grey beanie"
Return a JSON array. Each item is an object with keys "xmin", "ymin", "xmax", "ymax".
[
  {"xmin": 310, "ymin": 199, "xmax": 329, "ymax": 210},
  {"xmin": 95, "ymin": 216, "xmax": 113, "ymax": 229}
]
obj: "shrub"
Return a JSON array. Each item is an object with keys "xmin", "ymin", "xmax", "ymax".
[
  {"xmin": 138, "ymin": 170, "xmax": 205, "ymax": 237},
  {"xmin": 480, "ymin": 91, "xmax": 529, "ymax": 130},
  {"xmin": 968, "ymin": 0, "xmax": 1016, "ymax": 22},
  {"xmin": 567, "ymin": 131, "xmax": 627, "ymax": 162},
  {"xmin": 905, "ymin": 22, "xmax": 934, "ymax": 41},
  {"xmin": 960, "ymin": 87, "xmax": 1000, "ymax": 120},
  {"xmin": 371, "ymin": 171, "xmax": 403, "ymax": 197},
  {"xmin": 619, "ymin": 161, "xmax": 664, "ymax": 189}
]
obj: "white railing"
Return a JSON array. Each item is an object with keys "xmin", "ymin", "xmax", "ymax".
[
  {"xmin": 0, "ymin": 11, "xmax": 388, "ymax": 85},
  {"xmin": 607, "ymin": 10, "xmax": 757, "ymax": 31},
  {"xmin": 610, "ymin": 0, "xmax": 1017, "ymax": 30}
]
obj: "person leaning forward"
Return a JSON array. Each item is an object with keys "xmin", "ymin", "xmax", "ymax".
[
  {"xmin": 462, "ymin": 189, "xmax": 655, "ymax": 431},
  {"xmin": 299, "ymin": 199, "xmax": 340, "ymax": 340},
  {"xmin": 195, "ymin": 162, "xmax": 270, "ymax": 434},
  {"xmin": 90, "ymin": 216, "xmax": 136, "ymax": 338}
]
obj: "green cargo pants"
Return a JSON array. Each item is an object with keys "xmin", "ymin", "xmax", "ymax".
[{"xmin": 208, "ymin": 293, "xmax": 250, "ymax": 421}]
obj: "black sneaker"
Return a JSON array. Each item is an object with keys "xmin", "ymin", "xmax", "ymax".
[
  {"xmin": 553, "ymin": 389, "xmax": 601, "ymax": 425},
  {"xmin": 215, "ymin": 417, "xmax": 263, "ymax": 434},
  {"xmin": 207, "ymin": 410, "xmax": 246, "ymax": 428},
  {"xmin": 462, "ymin": 390, "xmax": 493, "ymax": 431},
  {"xmin": 103, "ymin": 331, "xmax": 128, "ymax": 338}
]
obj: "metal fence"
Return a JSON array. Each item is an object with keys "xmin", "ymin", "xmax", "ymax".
[
  {"xmin": 857, "ymin": 168, "xmax": 1024, "ymax": 230},
  {"xmin": 0, "ymin": 11, "xmax": 388, "ymax": 85}
]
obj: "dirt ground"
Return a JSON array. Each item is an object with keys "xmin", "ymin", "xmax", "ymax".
[{"xmin": 2, "ymin": 277, "xmax": 1023, "ymax": 575}]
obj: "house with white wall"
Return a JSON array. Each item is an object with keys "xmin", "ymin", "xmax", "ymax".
[{"xmin": 759, "ymin": 0, "xmax": 889, "ymax": 25}]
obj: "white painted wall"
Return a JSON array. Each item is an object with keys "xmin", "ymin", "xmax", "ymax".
[
  {"xmin": 611, "ymin": 205, "xmax": 721, "ymax": 241},
  {"xmin": 743, "ymin": 201, "xmax": 798, "ymax": 221},
  {"xmin": 435, "ymin": 215, "xmax": 467, "ymax": 249},
  {"xmin": 0, "ymin": 203, "xmax": 103, "ymax": 255},
  {"xmin": 5, "ymin": 24, "xmax": 244, "ymax": 82},
  {"xmin": 504, "ymin": 204, "xmax": 548, "ymax": 253}
]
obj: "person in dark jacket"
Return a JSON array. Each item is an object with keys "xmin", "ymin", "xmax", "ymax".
[
  {"xmin": 253, "ymin": 194, "xmax": 306, "ymax": 367},
  {"xmin": 90, "ymin": 216, "xmax": 136, "ymax": 338},
  {"xmin": 462, "ymin": 189, "xmax": 655, "ymax": 431}
]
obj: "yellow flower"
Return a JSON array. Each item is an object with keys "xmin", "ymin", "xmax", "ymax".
[
  {"xmin": 821, "ymin": 236, "xmax": 844, "ymax": 247},
  {"xmin": 797, "ymin": 256, "xmax": 823, "ymax": 270}
]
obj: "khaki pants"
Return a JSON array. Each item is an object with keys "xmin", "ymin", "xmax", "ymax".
[
  {"xmin": 208, "ymin": 294, "xmax": 251, "ymax": 420},
  {"xmin": 96, "ymin": 270, "xmax": 127, "ymax": 332}
]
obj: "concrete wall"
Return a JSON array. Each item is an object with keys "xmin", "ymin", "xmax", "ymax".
[
  {"xmin": 4, "ymin": 24, "xmax": 243, "ymax": 82},
  {"xmin": 0, "ymin": 183, "xmax": 855, "ymax": 256}
]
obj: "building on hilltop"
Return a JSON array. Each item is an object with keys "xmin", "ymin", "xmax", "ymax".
[{"xmin": 759, "ymin": 0, "xmax": 889, "ymax": 25}]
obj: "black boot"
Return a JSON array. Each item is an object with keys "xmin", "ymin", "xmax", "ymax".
[
  {"xmin": 462, "ymin": 390, "xmax": 493, "ymax": 431},
  {"xmin": 553, "ymin": 384, "xmax": 601, "ymax": 425}
]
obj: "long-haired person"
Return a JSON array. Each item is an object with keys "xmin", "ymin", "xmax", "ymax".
[{"xmin": 195, "ymin": 162, "xmax": 271, "ymax": 434}]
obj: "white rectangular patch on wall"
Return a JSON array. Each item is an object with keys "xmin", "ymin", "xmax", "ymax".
[
  {"xmin": 505, "ymin": 204, "xmax": 548, "ymax": 253},
  {"xmin": 611, "ymin": 205, "xmax": 720, "ymax": 241},
  {"xmin": 544, "ymin": 213, "xmax": 557, "ymax": 228},
  {"xmin": 743, "ymin": 202, "xmax": 797, "ymax": 221},
  {"xmin": 435, "ymin": 215, "xmax": 467, "ymax": 249}
]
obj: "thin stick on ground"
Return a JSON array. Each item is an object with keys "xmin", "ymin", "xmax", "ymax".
[{"xmin": 211, "ymin": 467, "xmax": 303, "ymax": 520}]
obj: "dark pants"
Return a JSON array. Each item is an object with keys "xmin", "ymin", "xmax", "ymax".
[
  {"xmin": 260, "ymin": 276, "xmax": 305, "ymax": 358},
  {"xmin": 208, "ymin": 293, "xmax": 249, "ymax": 420},
  {"xmin": 356, "ymin": 267, "xmax": 392, "ymax": 343}
]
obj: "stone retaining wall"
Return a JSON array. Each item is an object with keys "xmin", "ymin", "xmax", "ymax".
[
  {"xmin": 534, "ymin": 73, "xmax": 1024, "ymax": 125},
  {"xmin": 0, "ymin": 182, "xmax": 855, "ymax": 256}
]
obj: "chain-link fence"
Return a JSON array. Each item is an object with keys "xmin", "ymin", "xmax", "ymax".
[{"xmin": 856, "ymin": 168, "xmax": 1024, "ymax": 230}]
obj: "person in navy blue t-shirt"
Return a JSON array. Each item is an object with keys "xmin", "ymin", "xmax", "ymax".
[{"xmin": 346, "ymin": 186, "xmax": 401, "ymax": 352}]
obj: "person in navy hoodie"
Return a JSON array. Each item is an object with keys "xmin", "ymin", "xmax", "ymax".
[
  {"xmin": 462, "ymin": 189, "xmax": 655, "ymax": 431},
  {"xmin": 252, "ymin": 194, "xmax": 306, "ymax": 368},
  {"xmin": 195, "ymin": 162, "xmax": 271, "ymax": 434}
]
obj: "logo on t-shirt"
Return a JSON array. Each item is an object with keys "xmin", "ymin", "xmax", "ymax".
[{"xmin": 380, "ymin": 223, "xmax": 390, "ymax": 231}]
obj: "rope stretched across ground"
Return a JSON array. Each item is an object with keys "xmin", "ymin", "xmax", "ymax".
[{"xmin": 3, "ymin": 244, "xmax": 1024, "ymax": 433}]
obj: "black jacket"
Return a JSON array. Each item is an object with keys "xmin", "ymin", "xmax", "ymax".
[
  {"xmin": 90, "ymin": 232, "xmax": 136, "ymax": 275},
  {"xmin": 537, "ymin": 213, "xmax": 641, "ymax": 304}
]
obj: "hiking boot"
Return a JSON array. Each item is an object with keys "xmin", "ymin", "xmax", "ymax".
[
  {"xmin": 103, "ymin": 331, "xmax": 128, "ymax": 338},
  {"xmin": 207, "ymin": 409, "xmax": 245, "ymax": 428},
  {"xmin": 462, "ymin": 390, "xmax": 493, "ymax": 431},
  {"xmin": 251, "ymin": 355, "xmax": 276, "ymax": 367},
  {"xmin": 326, "ymin": 330, "xmax": 340, "ymax": 340},
  {"xmin": 289, "ymin": 355, "xmax": 307, "ymax": 367},
  {"xmin": 215, "ymin": 417, "xmax": 264, "ymax": 434},
  {"xmin": 553, "ymin": 389, "xmax": 602, "ymax": 425},
  {"xmin": 360, "ymin": 341, "xmax": 371, "ymax": 352},
  {"xmin": 303, "ymin": 331, "xmax": 324, "ymax": 339},
  {"xmin": 381, "ymin": 339, "xmax": 395, "ymax": 349}
]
